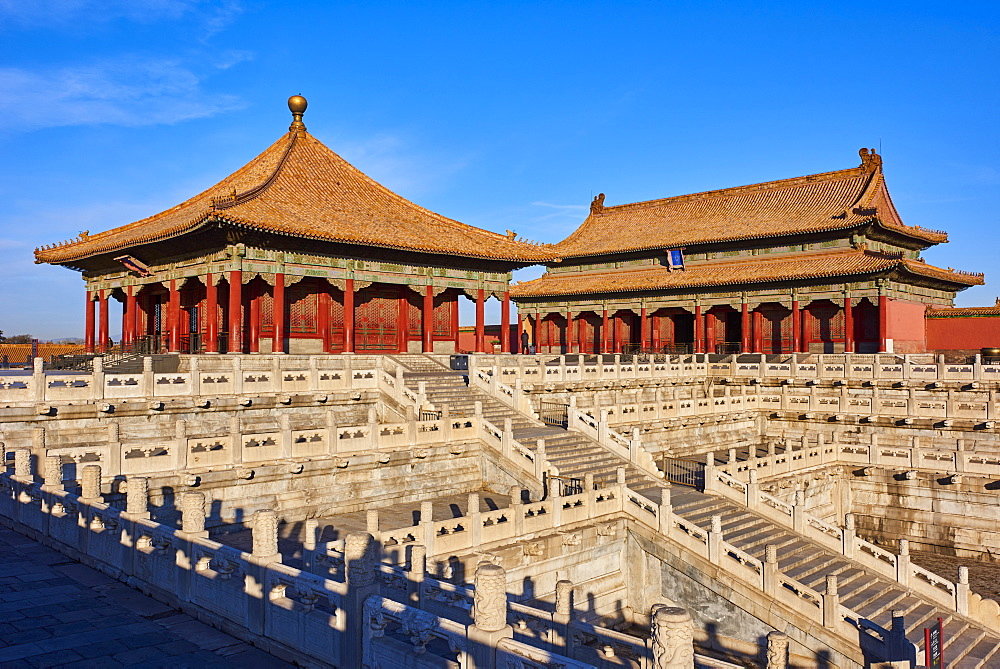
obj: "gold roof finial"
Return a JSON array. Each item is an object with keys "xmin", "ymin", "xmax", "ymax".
[{"xmin": 288, "ymin": 95, "xmax": 307, "ymax": 134}]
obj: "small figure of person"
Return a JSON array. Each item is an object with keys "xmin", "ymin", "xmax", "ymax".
[{"xmin": 520, "ymin": 330, "xmax": 529, "ymax": 354}]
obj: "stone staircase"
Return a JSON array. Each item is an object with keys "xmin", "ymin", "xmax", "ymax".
[
  {"xmin": 390, "ymin": 354, "xmax": 1000, "ymax": 667},
  {"xmin": 390, "ymin": 355, "xmax": 664, "ymax": 499}
]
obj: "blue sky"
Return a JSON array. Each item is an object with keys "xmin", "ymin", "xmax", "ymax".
[{"xmin": 1, "ymin": 1, "xmax": 997, "ymax": 340}]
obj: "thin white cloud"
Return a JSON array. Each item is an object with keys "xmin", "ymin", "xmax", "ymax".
[
  {"xmin": 0, "ymin": 0, "xmax": 210, "ymax": 29},
  {"xmin": 0, "ymin": 58, "xmax": 245, "ymax": 131}
]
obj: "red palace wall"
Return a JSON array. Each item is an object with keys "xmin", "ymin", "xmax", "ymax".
[
  {"xmin": 926, "ymin": 316, "xmax": 1000, "ymax": 351},
  {"xmin": 885, "ymin": 299, "xmax": 927, "ymax": 353}
]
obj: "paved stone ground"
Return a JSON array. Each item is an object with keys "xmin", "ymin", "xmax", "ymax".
[
  {"xmin": 0, "ymin": 525, "xmax": 293, "ymax": 668},
  {"xmin": 910, "ymin": 550, "xmax": 1000, "ymax": 602}
]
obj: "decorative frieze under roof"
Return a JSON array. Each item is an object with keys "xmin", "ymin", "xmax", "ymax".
[{"xmin": 510, "ymin": 248, "xmax": 983, "ymax": 299}]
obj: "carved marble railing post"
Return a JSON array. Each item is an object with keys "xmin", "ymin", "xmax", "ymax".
[
  {"xmin": 468, "ymin": 562, "xmax": 513, "ymax": 669},
  {"xmin": 407, "ymin": 544, "xmax": 426, "ymax": 606},
  {"xmin": 649, "ymin": 605, "xmax": 694, "ymax": 669},
  {"xmin": 79, "ymin": 464, "xmax": 102, "ymax": 503},
  {"xmin": 468, "ymin": 493, "xmax": 482, "ymax": 547},
  {"xmin": 766, "ymin": 631, "xmax": 789, "ymax": 669},
  {"xmin": 746, "ymin": 470, "xmax": 760, "ymax": 511},
  {"xmin": 535, "ymin": 439, "xmax": 546, "ymax": 480},
  {"xmin": 584, "ymin": 472, "xmax": 596, "ymax": 511},
  {"xmin": 179, "ymin": 491, "xmax": 208, "ymax": 538},
  {"xmin": 13, "ymin": 448, "xmax": 31, "ymax": 482},
  {"xmin": 420, "ymin": 501, "xmax": 435, "ymax": 554},
  {"xmin": 708, "ymin": 515, "xmax": 723, "ymax": 564},
  {"xmin": 704, "ymin": 451, "xmax": 716, "ymax": 493},
  {"xmin": 551, "ymin": 578, "xmax": 573, "ymax": 648},
  {"xmin": 42, "ymin": 455, "xmax": 62, "ymax": 492},
  {"xmin": 244, "ymin": 509, "xmax": 281, "ymax": 637},
  {"xmin": 843, "ymin": 513, "xmax": 856, "ymax": 559},
  {"xmin": 896, "ymin": 539, "xmax": 910, "ymax": 587},
  {"xmin": 345, "ymin": 532, "xmax": 379, "ymax": 669},
  {"xmin": 762, "ymin": 545, "xmax": 778, "ymax": 598},
  {"xmin": 658, "ymin": 485, "xmax": 672, "ymax": 535},
  {"xmin": 125, "ymin": 476, "xmax": 149, "ymax": 519},
  {"xmin": 822, "ymin": 574, "xmax": 839, "ymax": 629},
  {"xmin": 956, "ymin": 566, "xmax": 970, "ymax": 615},
  {"xmin": 303, "ymin": 518, "xmax": 319, "ymax": 571},
  {"xmin": 792, "ymin": 489, "xmax": 806, "ymax": 534},
  {"xmin": 252, "ymin": 510, "xmax": 281, "ymax": 563},
  {"xmin": 366, "ymin": 508, "xmax": 380, "ymax": 541}
]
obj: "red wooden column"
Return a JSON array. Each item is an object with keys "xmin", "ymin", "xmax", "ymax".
[
  {"xmin": 205, "ymin": 273, "xmax": 218, "ymax": 353},
  {"xmin": 501, "ymin": 291, "xmax": 511, "ymax": 353},
  {"xmin": 752, "ymin": 309, "xmax": 763, "ymax": 353},
  {"xmin": 248, "ymin": 285, "xmax": 261, "ymax": 354},
  {"xmin": 84, "ymin": 291, "xmax": 96, "ymax": 353},
  {"xmin": 121, "ymin": 287, "xmax": 133, "ymax": 345},
  {"xmin": 640, "ymin": 307, "xmax": 648, "ymax": 352},
  {"xmin": 878, "ymin": 294, "xmax": 888, "ymax": 352},
  {"xmin": 566, "ymin": 311, "xmax": 574, "ymax": 353},
  {"xmin": 516, "ymin": 313, "xmax": 524, "ymax": 353},
  {"xmin": 273, "ymin": 273, "xmax": 286, "ymax": 354},
  {"xmin": 705, "ymin": 310, "xmax": 716, "ymax": 354},
  {"xmin": 844, "ymin": 298, "xmax": 855, "ymax": 353},
  {"xmin": 791, "ymin": 299, "xmax": 801, "ymax": 352},
  {"xmin": 423, "ymin": 286, "xmax": 434, "ymax": 353},
  {"xmin": 651, "ymin": 312, "xmax": 661, "ymax": 352},
  {"xmin": 694, "ymin": 305, "xmax": 704, "ymax": 353},
  {"xmin": 601, "ymin": 309, "xmax": 610, "ymax": 353},
  {"xmin": 343, "ymin": 278, "xmax": 355, "ymax": 353},
  {"xmin": 533, "ymin": 310, "xmax": 541, "ymax": 353},
  {"xmin": 167, "ymin": 280, "xmax": 180, "ymax": 353},
  {"xmin": 475, "ymin": 289, "xmax": 486, "ymax": 353},
  {"xmin": 397, "ymin": 289, "xmax": 409, "ymax": 354},
  {"xmin": 97, "ymin": 291, "xmax": 110, "ymax": 353},
  {"xmin": 227, "ymin": 270, "xmax": 242, "ymax": 353},
  {"xmin": 741, "ymin": 301, "xmax": 750, "ymax": 353}
]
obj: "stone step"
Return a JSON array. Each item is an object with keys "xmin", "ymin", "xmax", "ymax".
[{"xmin": 963, "ymin": 636, "xmax": 1000, "ymax": 667}]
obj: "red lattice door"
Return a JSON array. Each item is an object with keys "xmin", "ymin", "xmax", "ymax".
[
  {"xmin": 809, "ymin": 303, "xmax": 845, "ymax": 351},
  {"xmin": 355, "ymin": 286, "xmax": 400, "ymax": 352},
  {"xmin": 578, "ymin": 313, "xmax": 601, "ymax": 353},
  {"xmin": 760, "ymin": 306, "xmax": 791, "ymax": 353}
]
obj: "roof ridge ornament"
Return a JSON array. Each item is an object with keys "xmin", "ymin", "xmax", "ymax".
[
  {"xmin": 590, "ymin": 193, "xmax": 606, "ymax": 214},
  {"xmin": 288, "ymin": 95, "xmax": 307, "ymax": 135},
  {"xmin": 859, "ymin": 147, "xmax": 882, "ymax": 171}
]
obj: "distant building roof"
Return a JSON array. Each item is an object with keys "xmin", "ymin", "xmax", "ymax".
[
  {"xmin": 927, "ymin": 301, "xmax": 1000, "ymax": 318},
  {"xmin": 556, "ymin": 148, "xmax": 947, "ymax": 259},
  {"xmin": 511, "ymin": 248, "xmax": 983, "ymax": 298},
  {"xmin": 35, "ymin": 100, "xmax": 556, "ymax": 266}
]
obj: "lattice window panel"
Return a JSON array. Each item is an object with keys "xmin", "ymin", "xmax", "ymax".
[
  {"xmin": 355, "ymin": 288, "xmax": 399, "ymax": 351},
  {"xmin": 655, "ymin": 313, "xmax": 674, "ymax": 343},
  {"xmin": 810, "ymin": 305, "xmax": 845, "ymax": 341},
  {"xmin": 260, "ymin": 290, "xmax": 274, "ymax": 330},
  {"xmin": 288, "ymin": 284, "xmax": 318, "ymax": 334},
  {"xmin": 407, "ymin": 292, "xmax": 422, "ymax": 337},
  {"xmin": 760, "ymin": 307, "xmax": 791, "ymax": 353},
  {"xmin": 328, "ymin": 289, "xmax": 345, "ymax": 351},
  {"xmin": 578, "ymin": 314, "xmax": 601, "ymax": 352},
  {"xmin": 432, "ymin": 292, "xmax": 455, "ymax": 337}
]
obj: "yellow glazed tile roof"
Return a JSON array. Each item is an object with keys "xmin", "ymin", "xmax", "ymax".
[
  {"xmin": 510, "ymin": 249, "xmax": 983, "ymax": 298},
  {"xmin": 556, "ymin": 149, "xmax": 948, "ymax": 259},
  {"xmin": 926, "ymin": 301, "xmax": 1000, "ymax": 318},
  {"xmin": 35, "ymin": 131, "xmax": 556, "ymax": 264}
]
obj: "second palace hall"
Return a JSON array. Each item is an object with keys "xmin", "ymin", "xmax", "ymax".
[{"xmin": 35, "ymin": 97, "xmax": 983, "ymax": 356}]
